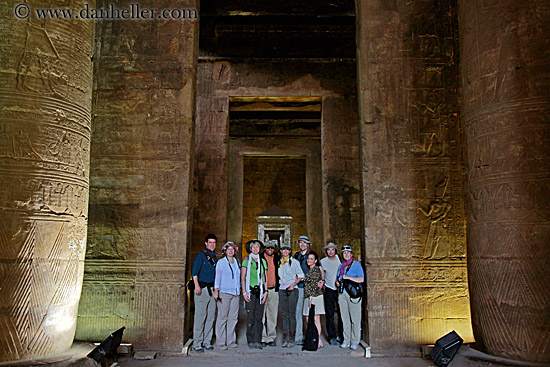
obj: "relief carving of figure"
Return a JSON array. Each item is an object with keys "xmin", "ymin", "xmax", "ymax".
[{"xmin": 420, "ymin": 177, "xmax": 452, "ymax": 259}]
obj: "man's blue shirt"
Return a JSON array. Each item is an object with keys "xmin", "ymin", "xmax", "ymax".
[{"xmin": 191, "ymin": 248, "xmax": 217, "ymax": 283}]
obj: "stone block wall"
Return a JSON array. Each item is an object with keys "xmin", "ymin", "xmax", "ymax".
[
  {"xmin": 75, "ymin": 0, "xmax": 198, "ymax": 350},
  {"xmin": 242, "ymin": 157, "xmax": 307, "ymax": 248}
]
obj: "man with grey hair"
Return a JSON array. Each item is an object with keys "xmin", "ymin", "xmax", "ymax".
[{"xmin": 320, "ymin": 241, "xmax": 343, "ymax": 345}]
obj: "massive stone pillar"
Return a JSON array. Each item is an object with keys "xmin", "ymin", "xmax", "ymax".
[
  {"xmin": 356, "ymin": 0, "xmax": 473, "ymax": 353},
  {"xmin": 460, "ymin": 0, "xmax": 550, "ymax": 363},
  {"xmin": 75, "ymin": 0, "xmax": 199, "ymax": 350},
  {"xmin": 0, "ymin": 1, "xmax": 94, "ymax": 361}
]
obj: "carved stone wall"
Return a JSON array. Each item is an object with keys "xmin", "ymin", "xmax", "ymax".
[
  {"xmin": 356, "ymin": 0, "xmax": 473, "ymax": 353},
  {"xmin": 193, "ymin": 61, "xmax": 359, "ymax": 256},
  {"xmin": 75, "ymin": 0, "xmax": 198, "ymax": 350},
  {"xmin": 460, "ymin": 0, "xmax": 550, "ymax": 363},
  {"xmin": 0, "ymin": 1, "xmax": 94, "ymax": 361},
  {"xmin": 322, "ymin": 96, "xmax": 362, "ymax": 252}
]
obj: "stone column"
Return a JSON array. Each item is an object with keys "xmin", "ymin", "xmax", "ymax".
[
  {"xmin": 75, "ymin": 0, "xmax": 199, "ymax": 350},
  {"xmin": 0, "ymin": 1, "xmax": 94, "ymax": 361},
  {"xmin": 460, "ymin": 0, "xmax": 550, "ymax": 363},
  {"xmin": 356, "ymin": 0, "xmax": 473, "ymax": 353}
]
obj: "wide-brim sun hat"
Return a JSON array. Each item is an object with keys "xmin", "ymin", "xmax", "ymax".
[
  {"xmin": 245, "ymin": 239, "xmax": 264, "ymax": 253},
  {"xmin": 322, "ymin": 242, "xmax": 338, "ymax": 254},
  {"xmin": 222, "ymin": 241, "xmax": 239, "ymax": 254},
  {"xmin": 296, "ymin": 235, "xmax": 311, "ymax": 245}
]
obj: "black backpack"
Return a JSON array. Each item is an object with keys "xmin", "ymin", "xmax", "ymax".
[{"xmin": 302, "ymin": 305, "xmax": 319, "ymax": 351}]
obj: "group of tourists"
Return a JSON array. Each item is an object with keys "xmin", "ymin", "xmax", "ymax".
[{"xmin": 190, "ymin": 233, "xmax": 364, "ymax": 352}]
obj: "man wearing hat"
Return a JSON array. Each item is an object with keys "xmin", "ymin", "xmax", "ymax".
[
  {"xmin": 293, "ymin": 235, "xmax": 312, "ymax": 345},
  {"xmin": 320, "ymin": 241, "xmax": 343, "ymax": 345},
  {"xmin": 261, "ymin": 240, "xmax": 280, "ymax": 346}
]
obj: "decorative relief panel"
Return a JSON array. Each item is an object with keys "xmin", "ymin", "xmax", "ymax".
[{"xmin": 357, "ymin": 0, "xmax": 472, "ymax": 353}]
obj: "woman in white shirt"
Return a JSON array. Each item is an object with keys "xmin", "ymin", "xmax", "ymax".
[
  {"xmin": 277, "ymin": 242, "xmax": 304, "ymax": 348},
  {"xmin": 213, "ymin": 241, "xmax": 241, "ymax": 350}
]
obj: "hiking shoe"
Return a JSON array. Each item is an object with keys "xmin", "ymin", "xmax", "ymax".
[
  {"xmin": 204, "ymin": 345, "xmax": 214, "ymax": 351},
  {"xmin": 296, "ymin": 339, "xmax": 303, "ymax": 346},
  {"xmin": 248, "ymin": 343, "xmax": 255, "ymax": 349},
  {"xmin": 340, "ymin": 342, "xmax": 350, "ymax": 348},
  {"xmin": 329, "ymin": 338, "xmax": 339, "ymax": 346},
  {"xmin": 194, "ymin": 347, "xmax": 204, "ymax": 353},
  {"xmin": 350, "ymin": 344, "xmax": 358, "ymax": 350},
  {"xmin": 255, "ymin": 343, "xmax": 263, "ymax": 349},
  {"xmin": 228, "ymin": 342, "xmax": 238, "ymax": 348},
  {"xmin": 220, "ymin": 345, "xmax": 228, "ymax": 350},
  {"xmin": 267, "ymin": 341, "xmax": 276, "ymax": 347}
]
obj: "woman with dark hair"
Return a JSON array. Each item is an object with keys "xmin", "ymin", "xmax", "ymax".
[
  {"xmin": 302, "ymin": 250, "xmax": 326, "ymax": 349},
  {"xmin": 213, "ymin": 241, "xmax": 241, "ymax": 350}
]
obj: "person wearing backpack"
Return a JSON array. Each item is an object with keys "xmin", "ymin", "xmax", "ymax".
[
  {"xmin": 335, "ymin": 245, "xmax": 364, "ymax": 351},
  {"xmin": 191, "ymin": 234, "xmax": 218, "ymax": 353},
  {"xmin": 213, "ymin": 241, "xmax": 241, "ymax": 350}
]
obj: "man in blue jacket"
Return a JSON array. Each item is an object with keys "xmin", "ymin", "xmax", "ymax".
[{"xmin": 191, "ymin": 234, "xmax": 218, "ymax": 352}]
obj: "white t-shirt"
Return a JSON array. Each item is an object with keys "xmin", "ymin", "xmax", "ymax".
[
  {"xmin": 320, "ymin": 256, "xmax": 341, "ymax": 290},
  {"xmin": 278, "ymin": 258, "xmax": 305, "ymax": 290}
]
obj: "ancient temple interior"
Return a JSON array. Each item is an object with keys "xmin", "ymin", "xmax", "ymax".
[{"xmin": 0, "ymin": 0, "xmax": 548, "ymax": 364}]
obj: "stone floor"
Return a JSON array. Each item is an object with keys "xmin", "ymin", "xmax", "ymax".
[
  {"xmin": 2, "ymin": 301, "xmax": 547, "ymax": 367},
  {"xmin": 3, "ymin": 342, "xmax": 547, "ymax": 367}
]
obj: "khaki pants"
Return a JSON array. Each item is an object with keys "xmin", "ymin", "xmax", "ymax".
[
  {"xmin": 193, "ymin": 287, "xmax": 217, "ymax": 348},
  {"xmin": 215, "ymin": 292, "xmax": 239, "ymax": 347},
  {"xmin": 262, "ymin": 288, "xmax": 279, "ymax": 343},
  {"xmin": 338, "ymin": 291, "xmax": 362, "ymax": 345}
]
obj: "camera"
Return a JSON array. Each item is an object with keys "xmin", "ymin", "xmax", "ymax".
[{"xmin": 250, "ymin": 285, "xmax": 261, "ymax": 297}]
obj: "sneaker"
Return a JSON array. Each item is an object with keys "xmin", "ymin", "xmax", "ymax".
[
  {"xmin": 228, "ymin": 342, "xmax": 238, "ymax": 349},
  {"xmin": 340, "ymin": 342, "xmax": 350, "ymax": 348},
  {"xmin": 329, "ymin": 338, "xmax": 339, "ymax": 346},
  {"xmin": 204, "ymin": 345, "xmax": 214, "ymax": 351},
  {"xmin": 336, "ymin": 336, "xmax": 343, "ymax": 343},
  {"xmin": 248, "ymin": 343, "xmax": 255, "ymax": 349},
  {"xmin": 254, "ymin": 343, "xmax": 263, "ymax": 349},
  {"xmin": 194, "ymin": 347, "xmax": 204, "ymax": 353},
  {"xmin": 220, "ymin": 345, "xmax": 228, "ymax": 350},
  {"xmin": 267, "ymin": 341, "xmax": 277, "ymax": 347},
  {"xmin": 296, "ymin": 339, "xmax": 304, "ymax": 346},
  {"xmin": 350, "ymin": 344, "xmax": 358, "ymax": 350}
]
